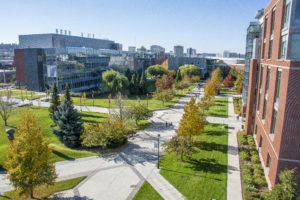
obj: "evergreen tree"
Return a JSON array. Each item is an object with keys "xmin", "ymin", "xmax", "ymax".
[
  {"xmin": 49, "ymin": 82, "xmax": 60, "ymax": 123},
  {"xmin": 53, "ymin": 100, "xmax": 84, "ymax": 148},
  {"xmin": 64, "ymin": 84, "xmax": 72, "ymax": 103},
  {"xmin": 175, "ymin": 69, "xmax": 182, "ymax": 82},
  {"xmin": 5, "ymin": 109, "xmax": 57, "ymax": 198},
  {"xmin": 125, "ymin": 68, "xmax": 132, "ymax": 81},
  {"xmin": 135, "ymin": 73, "xmax": 140, "ymax": 95},
  {"xmin": 139, "ymin": 70, "xmax": 147, "ymax": 95},
  {"xmin": 130, "ymin": 73, "xmax": 137, "ymax": 95}
]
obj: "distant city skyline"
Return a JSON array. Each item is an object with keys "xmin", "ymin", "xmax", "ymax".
[{"xmin": 0, "ymin": 0, "xmax": 269, "ymax": 53}]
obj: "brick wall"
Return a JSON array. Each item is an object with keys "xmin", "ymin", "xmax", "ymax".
[{"xmin": 14, "ymin": 49, "xmax": 26, "ymax": 83}]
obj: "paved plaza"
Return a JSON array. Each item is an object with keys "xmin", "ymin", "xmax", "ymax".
[{"xmin": 0, "ymin": 87, "xmax": 243, "ymax": 200}]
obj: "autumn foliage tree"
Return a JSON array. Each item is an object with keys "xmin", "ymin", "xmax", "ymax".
[
  {"xmin": 234, "ymin": 73, "xmax": 244, "ymax": 94},
  {"xmin": 5, "ymin": 109, "xmax": 57, "ymax": 198},
  {"xmin": 165, "ymin": 97, "xmax": 206, "ymax": 161},
  {"xmin": 211, "ymin": 67, "xmax": 223, "ymax": 93},
  {"xmin": 223, "ymin": 74, "xmax": 234, "ymax": 87},
  {"xmin": 154, "ymin": 74, "xmax": 174, "ymax": 105}
]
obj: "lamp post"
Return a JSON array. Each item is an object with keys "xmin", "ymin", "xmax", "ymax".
[
  {"xmin": 157, "ymin": 134, "xmax": 160, "ymax": 169},
  {"xmin": 6, "ymin": 129, "xmax": 15, "ymax": 145},
  {"xmin": 146, "ymin": 93, "xmax": 149, "ymax": 108},
  {"xmin": 108, "ymin": 93, "xmax": 111, "ymax": 115}
]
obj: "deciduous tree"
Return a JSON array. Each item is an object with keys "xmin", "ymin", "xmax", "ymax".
[
  {"xmin": 223, "ymin": 74, "xmax": 234, "ymax": 87},
  {"xmin": 5, "ymin": 110, "xmax": 57, "ymax": 198},
  {"xmin": 146, "ymin": 65, "xmax": 168, "ymax": 79},
  {"xmin": 102, "ymin": 69, "xmax": 129, "ymax": 95},
  {"xmin": 234, "ymin": 73, "xmax": 243, "ymax": 94},
  {"xmin": 264, "ymin": 169, "xmax": 298, "ymax": 200},
  {"xmin": 0, "ymin": 90, "xmax": 12, "ymax": 126},
  {"xmin": 129, "ymin": 103, "xmax": 153, "ymax": 125}
]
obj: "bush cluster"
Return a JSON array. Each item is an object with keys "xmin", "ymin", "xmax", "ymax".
[{"xmin": 237, "ymin": 131, "xmax": 268, "ymax": 199}]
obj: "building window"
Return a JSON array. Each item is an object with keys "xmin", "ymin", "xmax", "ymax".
[
  {"xmin": 275, "ymin": 70, "xmax": 282, "ymax": 105},
  {"xmin": 262, "ymin": 99, "xmax": 267, "ymax": 119},
  {"xmin": 266, "ymin": 153, "xmax": 271, "ymax": 167},
  {"xmin": 262, "ymin": 42, "xmax": 266, "ymax": 59},
  {"xmin": 296, "ymin": 0, "xmax": 300, "ymax": 19},
  {"xmin": 271, "ymin": 9, "xmax": 276, "ymax": 35},
  {"xmin": 280, "ymin": 35, "xmax": 288, "ymax": 59},
  {"xmin": 265, "ymin": 68, "xmax": 271, "ymax": 97},
  {"xmin": 259, "ymin": 135, "xmax": 263, "ymax": 147},
  {"xmin": 255, "ymin": 124, "xmax": 258, "ymax": 135},
  {"xmin": 283, "ymin": 1, "xmax": 290, "ymax": 29},
  {"xmin": 264, "ymin": 16, "xmax": 268, "ymax": 39},
  {"xmin": 271, "ymin": 108, "xmax": 278, "ymax": 134},
  {"xmin": 259, "ymin": 66, "xmax": 264, "ymax": 90},
  {"xmin": 269, "ymin": 39, "xmax": 273, "ymax": 58}
]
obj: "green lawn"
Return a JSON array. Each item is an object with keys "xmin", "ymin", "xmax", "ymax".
[
  {"xmin": 1, "ymin": 176, "xmax": 86, "ymax": 200},
  {"xmin": 71, "ymin": 85, "xmax": 195, "ymax": 111},
  {"xmin": 133, "ymin": 181, "xmax": 163, "ymax": 200},
  {"xmin": 206, "ymin": 97, "xmax": 228, "ymax": 118},
  {"xmin": 160, "ymin": 123, "xmax": 228, "ymax": 200},
  {"xmin": 0, "ymin": 106, "xmax": 108, "ymax": 170},
  {"xmin": 1, "ymin": 89, "xmax": 46, "ymax": 100},
  {"xmin": 219, "ymin": 87, "xmax": 238, "ymax": 95}
]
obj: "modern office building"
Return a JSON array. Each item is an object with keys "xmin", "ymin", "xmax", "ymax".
[
  {"xmin": 187, "ymin": 48, "xmax": 197, "ymax": 57},
  {"xmin": 15, "ymin": 33, "xmax": 120, "ymax": 92},
  {"xmin": 174, "ymin": 45, "xmax": 184, "ymax": 57},
  {"xmin": 245, "ymin": 0, "xmax": 300, "ymax": 188},
  {"xmin": 150, "ymin": 45, "xmax": 165, "ymax": 54},
  {"xmin": 242, "ymin": 10, "xmax": 264, "ymax": 112}
]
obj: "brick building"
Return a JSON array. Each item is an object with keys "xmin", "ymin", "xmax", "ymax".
[{"xmin": 245, "ymin": 0, "xmax": 300, "ymax": 188}]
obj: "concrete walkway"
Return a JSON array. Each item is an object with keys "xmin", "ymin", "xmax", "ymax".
[
  {"xmin": 226, "ymin": 96, "xmax": 243, "ymax": 200},
  {"xmin": 1, "ymin": 88, "xmax": 195, "ymax": 200}
]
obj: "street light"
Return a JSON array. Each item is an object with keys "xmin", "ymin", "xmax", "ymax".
[
  {"xmin": 157, "ymin": 134, "xmax": 160, "ymax": 169},
  {"xmin": 146, "ymin": 93, "xmax": 149, "ymax": 107},
  {"xmin": 6, "ymin": 129, "xmax": 15, "ymax": 145}
]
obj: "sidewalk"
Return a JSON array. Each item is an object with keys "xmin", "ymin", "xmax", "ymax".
[{"xmin": 226, "ymin": 96, "xmax": 242, "ymax": 200}]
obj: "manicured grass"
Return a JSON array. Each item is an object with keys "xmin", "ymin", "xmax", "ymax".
[
  {"xmin": 160, "ymin": 123, "xmax": 228, "ymax": 200},
  {"xmin": 1, "ymin": 89, "xmax": 46, "ymax": 100},
  {"xmin": 233, "ymin": 97, "xmax": 242, "ymax": 115},
  {"xmin": 206, "ymin": 97, "xmax": 228, "ymax": 118},
  {"xmin": 1, "ymin": 176, "xmax": 86, "ymax": 200},
  {"xmin": 71, "ymin": 85, "xmax": 195, "ymax": 111},
  {"xmin": 219, "ymin": 87, "xmax": 238, "ymax": 95},
  {"xmin": 133, "ymin": 181, "xmax": 163, "ymax": 200},
  {"xmin": 0, "ymin": 106, "xmax": 108, "ymax": 170}
]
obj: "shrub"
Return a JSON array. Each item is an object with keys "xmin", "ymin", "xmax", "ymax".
[
  {"xmin": 237, "ymin": 131, "xmax": 248, "ymax": 145},
  {"xmin": 81, "ymin": 120, "xmax": 129, "ymax": 148},
  {"xmin": 244, "ymin": 185, "xmax": 260, "ymax": 200},
  {"xmin": 251, "ymin": 154, "xmax": 260, "ymax": 164},
  {"xmin": 254, "ymin": 176, "xmax": 267, "ymax": 188},
  {"xmin": 247, "ymin": 135, "xmax": 256, "ymax": 148},
  {"xmin": 240, "ymin": 150, "xmax": 250, "ymax": 161}
]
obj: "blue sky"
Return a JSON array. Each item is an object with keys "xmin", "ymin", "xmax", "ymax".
[{"xmin": 0, "ymin": 0, "xmax": 269, "ymax": 53}]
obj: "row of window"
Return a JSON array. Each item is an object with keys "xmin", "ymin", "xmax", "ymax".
[
  {"xmin": 257, "ymin": 66, "xmax": 282, "ymax": 135},
  {"xmin": 262, "ymin": 0, "xmax": 290, "ymax": 59}
]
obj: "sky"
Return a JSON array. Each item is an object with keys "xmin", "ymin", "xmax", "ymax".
[{"xmin": 0, "ymin": 0, "xmax": 269, "ymax": 53}]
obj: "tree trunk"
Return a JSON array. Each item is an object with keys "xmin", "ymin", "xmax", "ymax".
[
  {"xmin": 4, "ymin": 119, "xmax": 7, "ymax": 126},
  {"xmin": 30, "ymin": 188, "xmax": 34, "ymax": 199}
]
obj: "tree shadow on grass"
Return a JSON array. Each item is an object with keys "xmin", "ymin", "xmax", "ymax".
[
  {"xmin": 52, "ymin": 150, "xmax": 75, "ymax": 161},
  {"xmin": 185, "ymin": 158, "xmax": 227, "ymax": 174},
  {"xmin": 80, "ymin": 113, "xmax": 106, "ymax": 119},
  {"xmin": 194, "ymin": 141, "xmax": 228, "ymax": 154},
  {"xmin": 205, "ymin": 129, "xmax": 227, "ymax": 136},
  {"xmin": 160, "ymin": 167, "xmax": 223, "ymax": 182},
  {"xmin": 81, "ymin": 119, "xmax": 98, "ymax": 124}
]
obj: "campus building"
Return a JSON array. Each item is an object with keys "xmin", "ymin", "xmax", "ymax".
[
  {"xmin": 245, "ymin": 0, "xmax": 300, "ymax": 188},
  {"xmin": 174, "ymin": 45, "xmax": 184, "ymax": 57},
  {"xmin": 15, "ymin": 33, "xmax": 120, "ymax": 92}
]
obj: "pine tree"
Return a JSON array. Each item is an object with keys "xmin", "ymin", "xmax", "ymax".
[
  {"xmin": 135, "ymin": 73, "xmax": 140, "ymax": 95},
  {"xmin": 125, "ymin": 68, "xmax": 132, "ymax": 81},
  {"xmin": 139, "ymin": 70, "xmax": 147, "ymax": 95},
  {"xmin": 64, "ymin": 84, "xmax": 72, "ymax": 103},
  {"xmin": 53, "ymin": 100, "xmax": 84, "ymax": 148},
  {"xmin": 130, "ymin": 73, "xmax": 137, "ymax": 95},
  {"xmin": 49, "ymin": 82, "xmax": 60, "ymax": 123},
  {"xmin": 5, "ymin": 109, "xmax": 57, "ymax": 198},
  {"xmin": 175, "ymin": 69, "xmax": 182, "ymax": 82}
]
